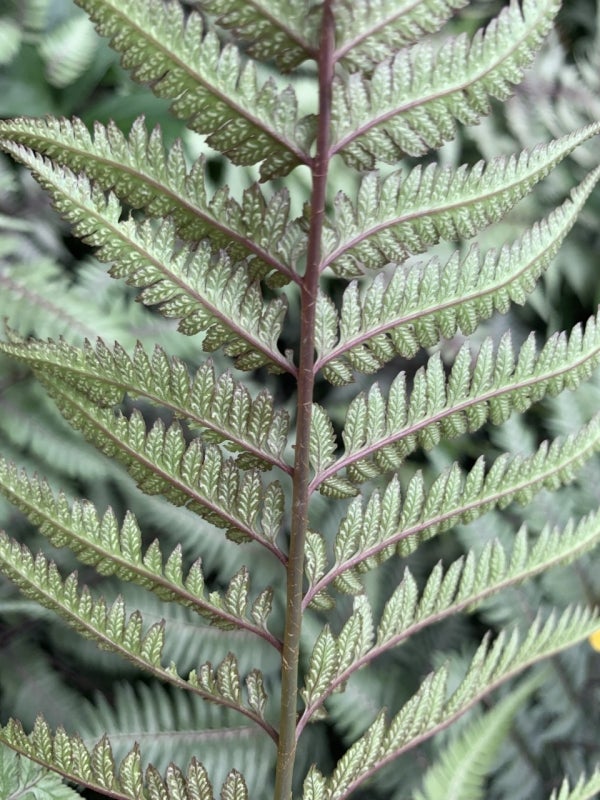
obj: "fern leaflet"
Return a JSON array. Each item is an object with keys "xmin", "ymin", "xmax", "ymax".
[
  {"xmin": 0, "ymin": 143, "xmax": 291, "ymax": 373},
  {"xmin": 197, "ymin": 0, "xmax": 318, "ymax": 70},
  {"xmin": 317, "ymin": 168, "xmax": 600, "ymax": 382},
  {"xmin": 0, "ymin": 537, "xmax": 274, "ymax": 733},
  {"xmin": 0, "ymin": 716, "xmax": 250, "ymax": 800},
  {"xmin": 414, "ymin": 676, "xmax": 541, "ymax": 800},
  {"xmin": 0, "ymin": 334, "xmax": 290, "ymax": 472},
  {"xmin": 548, "ymin": 770, "xmax": 600, "ymax": 800},
  {"xmin": 314, "ymin": 312, "xmax": 600, "ymax": 491},
  {"xmin": 333, "ymin": 0, "xmax": 469, "ymax": 72},
  {"xmin": 73, "ymin": 0, "xmax": 313, "ymax": 178},
  {"xmin": 305, "ymin": 413, "xmax": 600, "ymax": 595},
  {"xmin": 0, "ymin": 742, "xmax": 81, "ymax": 800},
  {"xmin": 331, "ymin": 0, "xmax": 562, "ymax": 167},
  {"xmin": 33, "ymin": 377, "xmax": 286, "ymax": 557},
  {"xmin": 300, "ymin": 509, "xmax": 600, "ymax": 722},
  {"xmin": 322, "ymin": 124, "xmax": 600, "ymax": 276},
  {"xmin": 0, "ymin": 458, "xmax": 280, "ymax": 645},
  {"xmin": 0, "ymin": 116, "xmax": 305, "ymax": 284},
  {"xmin": 314, "ymin": 606, "xmax": 599, "ymax": 800}
]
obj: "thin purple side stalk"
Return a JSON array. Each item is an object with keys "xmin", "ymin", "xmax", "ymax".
[{"xmin": 274, "ymin": 4, "xmax": 335, "ymax": 798}]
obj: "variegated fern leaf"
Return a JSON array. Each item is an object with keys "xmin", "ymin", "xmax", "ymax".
[{"xmin": 0, "ymin": 1, "xmax": 599, "ymax": 799}]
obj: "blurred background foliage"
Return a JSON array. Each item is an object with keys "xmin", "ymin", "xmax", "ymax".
[{"xmin": 0, "ymin": 1, "xmax": 599, "ymax": 798}]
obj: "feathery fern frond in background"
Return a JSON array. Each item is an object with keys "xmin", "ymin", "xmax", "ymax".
[
  {"xmin": 0, "ymin": 0, "xmax": 100, "ymax": 89},
  {"xmin": 414, "ymin": 675, "xmax": 542, "ymax": 800}
]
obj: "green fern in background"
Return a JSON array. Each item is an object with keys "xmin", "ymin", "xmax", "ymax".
[
  {"xmin": 0, "ymin": 1, "xmax": 599, "ymax": 799},
  {"xmin": 0, "ymin": 0, "xmax": 103, "ymax": 107}
]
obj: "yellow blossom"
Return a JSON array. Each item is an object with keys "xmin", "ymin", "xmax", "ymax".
[{"xmin": 589, "ymin": 629, "xmax": 600, "ymax": 652}]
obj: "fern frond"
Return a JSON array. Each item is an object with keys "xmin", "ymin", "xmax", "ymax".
[
  {"xmin": 0, "ymin": 254, "xmax": 151, "ymax": 345},
  {"xmin": 548, "ymin": 769, "xmax": 600, "ymax": 800},
  {"xmin": 0, "ymin": 117, "xmax": 305, "ymax": 283},
  {"xmin": 0, "ymin": 144, "xmax": 291, "ymax": 373},
  {"xmin": 317, "ymin": 168, "xmax": 600, "ymax": 382},
  {"xmin": 322, "ymin": 123, "xmax": 600, "ymax": 277},
  {"xmin": 309, "ymin": 404, "xmax": 339, "ymax": 475},
  {"xmin": 0, "ymin": 540, "xmax": 172, "ymax": 678},
  {"xmin": 300, "ymin": 509, "xmax": 600, "ymax": 721},
  {"xmin": 302, "ymin": 766, "xmax": 328, "ymax": 800},
  {"xmin": 301, "ymin": 595, "xmax": 374, "ymax": 717},
  {"xmin": 306, "ymin": 414, "xmax": 600, "ymax": 595},
  {"xmin": 0, "ymin": 17, "xmax": 21, "ymax": 66},
  {"xmin": 315, "ymin": 312, "xmax": 600, "ymax": 490},
  {"xmin": 317, "ymin": 606, "xmax": 599, "ymax": 800},
  {"xmin": 331, "ymin": 0, "xmax": 562, "ymax": 167},
  {"xmin": 33, "ymin": 377, "xmax": 287, "ymax": 557},
  {"xmin": 0, "ymin": 716, "xmax": 249, "ymax": 800},
  {"xmin": 0, "ymin": 741, "xmax": 80, "ymax": 800},
  {"xmin": 197, "ymin": 0, "xmax": 318, "ymax": 70},
  {"xmin": 414, "ymin": 675, "xmax": 541, "ymax": 800},
  {"xmin": 72, "ymin": 0, "xmax": 312, "ymax": 178},
  {"xmin": 79, "ymin": 682, "xmax": 274, "ymax": 785},
  {"xmin": 0, "ymin": 375, "xmax": 114, "ymax": 480},
  {"xmin": 117, "ymin": 587, "xmax": 280, "ymax": 676},
  {"xmin": 0, "ymin": 459, "xmax": 280, "ymax": 646},
  {"xmin": 0, "ymin": 537, "xmax": 275, "ymax": 735},
  {"xmin": 322, "ymin": 124, "xmax": 600, "ymax": 277},
  {"xmin": 39, "ymin": 12, "xmax": 99, "ymax": 88},
  {"xmin": 333, "ymin": 0, "xmax": 468, "ymax": 72},
  {"xmin": 1, "ymin": 1, "xmax": 598, "ymax": 795},
  {"xmin": 0, "ymin": 335, "xmax": 291, "ymax": 472},
  {"xmin": 221, "ymin": 770, "xmax": 249, "ymax": 800}
]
